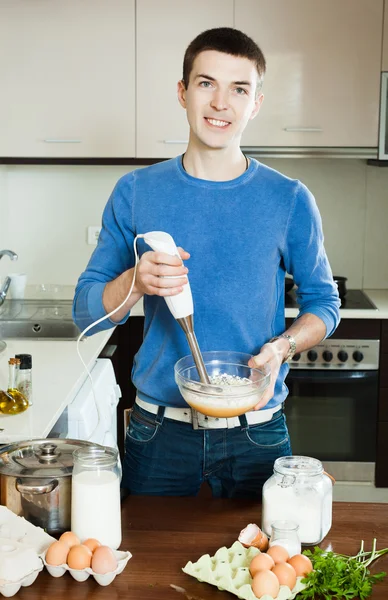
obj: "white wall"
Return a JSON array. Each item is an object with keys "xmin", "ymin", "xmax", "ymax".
[{"xmin": 0, "ymin": 159, "xmax": 387, "ymax": 289}]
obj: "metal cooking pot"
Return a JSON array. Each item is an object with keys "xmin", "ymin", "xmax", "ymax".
[
  {"xmin": 0, "ymin": 438, "xmax": 102, "ymax": 534},
  {"xmin": 333, "ymin": 275, "xmax": 347, "ymax": 299}
]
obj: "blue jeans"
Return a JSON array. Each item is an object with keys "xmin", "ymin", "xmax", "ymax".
[{"xmin": 122, "ymin": 403, "xmax": 292, "ymax": 499}]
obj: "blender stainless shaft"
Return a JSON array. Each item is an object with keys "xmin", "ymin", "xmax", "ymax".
[{"xmin": 177, "ymin": 315, "xmax": 210, "ymax": 384}]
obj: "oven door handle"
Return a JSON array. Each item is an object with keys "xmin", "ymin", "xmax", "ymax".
[{"xmin": 286, "ymin": 370, "xmax": 377, "ymax": 384}]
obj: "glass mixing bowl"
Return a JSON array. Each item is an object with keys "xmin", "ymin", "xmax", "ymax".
[{"xmin": 174, "ymin": 351, "xmax": 271, "ymax": 418}]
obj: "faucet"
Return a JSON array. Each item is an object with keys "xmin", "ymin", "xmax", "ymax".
[{"xmin": 0, "ymin": 250, "xmax": 18, "ymax": 306}]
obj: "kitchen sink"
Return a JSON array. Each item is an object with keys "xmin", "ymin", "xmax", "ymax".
[{"xmin": 0, "ymin": 300, "xmax": 81, "ymax": 340}]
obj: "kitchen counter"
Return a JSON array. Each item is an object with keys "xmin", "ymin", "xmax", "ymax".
[
  {"xmin": 130, "ymin": 289, "xmax": 388, "ymax": 320},
  {"xmin": 0, "ymin": 329, "xmax": 113, "ymax": 443},
  {"xmin": 19, "ymin": 496, "xmax": 388, "ymax": 599}
]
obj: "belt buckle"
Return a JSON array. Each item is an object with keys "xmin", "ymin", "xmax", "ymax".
[{"xmin": 191, "ymin": 408, "xmax": 200, "ymax": 430}]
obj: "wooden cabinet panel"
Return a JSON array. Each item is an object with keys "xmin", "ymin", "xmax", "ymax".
[
  {"xmin": 378, "ymin": 388, "xmax": 388, "ymax": 421},
  {"xmin": 382, "ymin": 320, "xmax": 388, "ymax": 353},
  {"xmin": 0, "ymin": 0, "xmax": 135, "ymax": 158},
  {"xmin": 114, "ymin": 317, "xmax": 144, "ymax": 459},
  {"xmin": 383, "ymin": 0, "xmax": 388, "ymax": 70},
  {"xmin": 136, "ymin": 0, "xmax": 233, "ymax": 158},
  {"xmin": 375, "ymin": 421, "xmax": 388, "ymax": 487},
  {"xmin": 235, "ymin": 0, "xmax": 383, "ymax": 148},
  {"xmin": 380, "ymin": 358, "xmax": 388, "ymax": 388}
]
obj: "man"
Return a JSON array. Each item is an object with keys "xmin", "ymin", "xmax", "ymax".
[{"xmin": 73, "ymin": 27, "xmax": 340, "ymax": 498}]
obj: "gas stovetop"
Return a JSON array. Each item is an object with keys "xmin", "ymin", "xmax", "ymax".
[{"xmin": 285, "ymin": 289, "xmax": 377, "ymax": 310}]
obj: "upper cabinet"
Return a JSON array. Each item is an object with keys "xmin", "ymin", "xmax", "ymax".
[
  {"xmin": 235, "ymin": 0, "xmax": 383, "ymax": 148},
  {"xmin": 0, "ymin": 0, "xmax": 135, "ymax": 158},
  {"xmin": 383, "ymin": 0, "xmax": 388, "ymax": 71},
  {"xmin": 136, "ymin": 0, "xmax": 233, "ymax": 158}
]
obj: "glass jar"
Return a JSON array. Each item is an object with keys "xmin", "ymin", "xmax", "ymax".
[
  {"xmin": 71, "ymin": 446, "xmax": 121, "ymax": 549},
  {"xmin": 269, "ymin": 520, "xmax": 301, "ymax": 557},
  {"xmin": 262, "ymin": 456, "xmax": 333, "ymax": 545}
]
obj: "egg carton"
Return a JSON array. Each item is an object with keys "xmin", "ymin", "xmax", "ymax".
[
  {"xmin": 182, "ymin": 541, "xmax": 307, "ymax": 600},
  {"xmin": 0, "ymin": 506, "xmax": 56, "ymax": 554},
  {"xmin": 0, "ymin": 564, "xmax": 43, "ymax": 598},
  {"xmin": 42, "ymin": 549, "xmax": 132, "ymax": 586}
]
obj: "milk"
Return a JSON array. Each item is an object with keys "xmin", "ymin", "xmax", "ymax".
[{"xmin": 71, "ymin": 469, "xmax": 121, "ymax": 549}]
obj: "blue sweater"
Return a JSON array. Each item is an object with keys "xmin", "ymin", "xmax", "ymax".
[{"xmin": 73, "ymin": 157, "xmax": 340, "ymax": 409}]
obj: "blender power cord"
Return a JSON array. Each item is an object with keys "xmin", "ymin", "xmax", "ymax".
[{"xmin": 76, "ymin": 234, "xmax": 144, "ymax": 444}]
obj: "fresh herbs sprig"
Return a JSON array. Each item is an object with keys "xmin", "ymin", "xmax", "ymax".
[{"xmin": 298, "ymin": 539, "xmax": 388, "ymax": 600}]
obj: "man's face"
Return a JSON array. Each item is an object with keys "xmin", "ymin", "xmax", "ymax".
[{"xmin": 177, "ymin": 50, "xmax": 263, "ymax": 150}]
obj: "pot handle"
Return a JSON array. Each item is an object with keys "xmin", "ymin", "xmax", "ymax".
[{"xmin": 16, "ymin": 479, "xmax": 58, "ymax": 495}]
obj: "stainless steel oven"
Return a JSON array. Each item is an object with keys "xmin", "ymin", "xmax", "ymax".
[{"xmin": 284, "ymin": 339, "xmax": 380, "ymax": 483}]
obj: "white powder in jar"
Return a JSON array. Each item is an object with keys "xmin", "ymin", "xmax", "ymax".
[{"xmin": 262, "ymin": 483, "xmax": 332, "ymax": 544}]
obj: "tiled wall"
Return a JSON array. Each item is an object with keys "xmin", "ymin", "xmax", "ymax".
[{"xmin": 0, "ymin": 159, "xmax": 387, "ymax": 289}]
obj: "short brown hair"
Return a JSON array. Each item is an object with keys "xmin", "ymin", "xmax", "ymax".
[{"xmin": 182, "ymin": 27, "xmax": 266, "ymax": 91}]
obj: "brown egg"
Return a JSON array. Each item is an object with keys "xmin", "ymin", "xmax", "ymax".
[
  {"xmin": 91, "ymin": 545, "xmax": 118, "ymax": 574},
  {"xmin": 249, "ymin": 552, "xmax": 275, "ymax": 577},
  {"xmin": 287, "ymin": 554, "xmax": 314, "ymax": 577},
  {"xmin": 82, "ymin": 538, "xmax": 101, "ymax": 553},
  {"xmin": 59, "ymin": 531, "xmax": 81, "ymax": 548},
  {"xmin": 251, "ymin": 569, "xmax": 280, "ymax": 599},
  {"xmin": 272, "ymin": 561, "xmax": 297, "ymax": 590},
  {"xmin": 67, "ymin": 544, "xmax": 92, "ymax": 570},
  {"xmin": 267, "ymin": 544, "xmax": 290, "ymax": 564},
  {"xmin": 45, "ymin": 541, "xmax": 69, "ymax": 566}
]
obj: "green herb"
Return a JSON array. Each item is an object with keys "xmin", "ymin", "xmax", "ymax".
[{"xmin": 298, "ymin": 539, "xmax": 388, "ymax": 600}]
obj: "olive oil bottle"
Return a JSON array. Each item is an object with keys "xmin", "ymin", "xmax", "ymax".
[{"xmin": 0, "ymin": 358, "xmax": 29, "ymax": 414}]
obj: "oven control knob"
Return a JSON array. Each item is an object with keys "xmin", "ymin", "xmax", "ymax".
[
  {"xmin": 307, "ymin": 350, "xmax": 318, "ymax": 362},
  {"xmin": 292, "ymin": 353, "xmax": 301, "ymax": 361},
  {"xmin": 322, "ymin": 350, "xmax": 333, "ymax": 362},
  {"xmin": 338, "ymin": 350, "xmax": 348, "ymax": 362},
  {"xmin": 353, "ymin": 351, "xmax": 364, "ymax": 363}
]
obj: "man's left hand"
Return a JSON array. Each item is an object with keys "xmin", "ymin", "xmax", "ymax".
[{"xmin": 248, "ymin": 340, "xmax": 288, "ymax": 410}]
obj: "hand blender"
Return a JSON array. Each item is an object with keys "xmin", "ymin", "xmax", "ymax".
[{"xmin": 140, "ymin": 231, "xmax": 210, "ymax": 385}]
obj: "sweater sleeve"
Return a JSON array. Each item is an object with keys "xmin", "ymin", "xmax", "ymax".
[
  {"xmin": 282, "ymin": 182, "xmax": 340, "ymax": 338},
  {"xmin": 72, "ymin": 174, "xmax": 136, "ymax": 335}
]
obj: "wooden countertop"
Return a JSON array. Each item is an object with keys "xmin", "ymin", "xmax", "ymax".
[{"xmin": 23, "ymin": 497, "xmax": 388, "ymax": 599}]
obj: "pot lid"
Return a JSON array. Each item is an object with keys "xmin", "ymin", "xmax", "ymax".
[{"xmin": 0, "ymin": 439, "xmax": 102, "ymax": 478}]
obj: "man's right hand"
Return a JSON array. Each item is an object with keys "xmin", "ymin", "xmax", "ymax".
[
  {"xmin": 103, "ymin": 247, "xmax": 190, "ymax": 322},
  {"xmin": 134, "ymin": 247, "xmax": 190, "ymax": 297}
]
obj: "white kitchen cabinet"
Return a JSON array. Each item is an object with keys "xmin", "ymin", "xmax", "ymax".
[
  {"xmin": 136, "ymin": 0, "xmax": 233, "ymax": 158},
  {"xmin": 383, "ymin": 0, "xmax": 388, "ymax": 71},
  {"xmin": 0, "ymin": 0, "xmax": 135, "ymax": 158},
  {"xmin": 235, "ymin": 0, "xmax": 383, "ymax": 148}
]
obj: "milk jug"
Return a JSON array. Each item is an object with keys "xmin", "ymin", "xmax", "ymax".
[{"xmin": 71, "ymin": 446, "xmax": 121, "ymax": 549}]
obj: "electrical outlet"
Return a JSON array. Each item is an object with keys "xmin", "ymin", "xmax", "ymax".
[{"xmin": 87, "ymin": 226, "xmax": 101, "ymax": 245}]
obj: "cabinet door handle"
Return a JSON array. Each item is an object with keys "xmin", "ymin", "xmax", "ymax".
[
  {"xmin": 284, "ymin": 127, "xmax": 323, "ymax": 132},
  {"xmin": 43, "ymin": 139, "xmax": 82, "ymax": 143},
  {"xmin": 163, "ymin": 140, "xmax": 188, "ymax": 144}
]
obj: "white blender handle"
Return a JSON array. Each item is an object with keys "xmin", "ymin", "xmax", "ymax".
[{"xmin": 141, "ymin": 231, "xmax": 193, "ymax": 319}]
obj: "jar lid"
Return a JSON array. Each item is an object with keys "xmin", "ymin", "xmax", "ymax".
[
  {"xmin": 73, "ymin": 446, "xmax": 118, "ymax": 468},
  {"xmin": 15, "ymin": 354, "xmax": 32, "ymax": 369},
  {"xmin": 274, "ymin": 456, "xmax": 323, "ymax": 477},
  {"xmin": 0, "ymin": 439, "xmax": 102, "ymax": 477}
]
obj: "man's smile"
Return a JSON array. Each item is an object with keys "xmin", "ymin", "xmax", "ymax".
[{"xmin": 205, "ymin": 117, "xmax": 231, "ymax": 128}]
